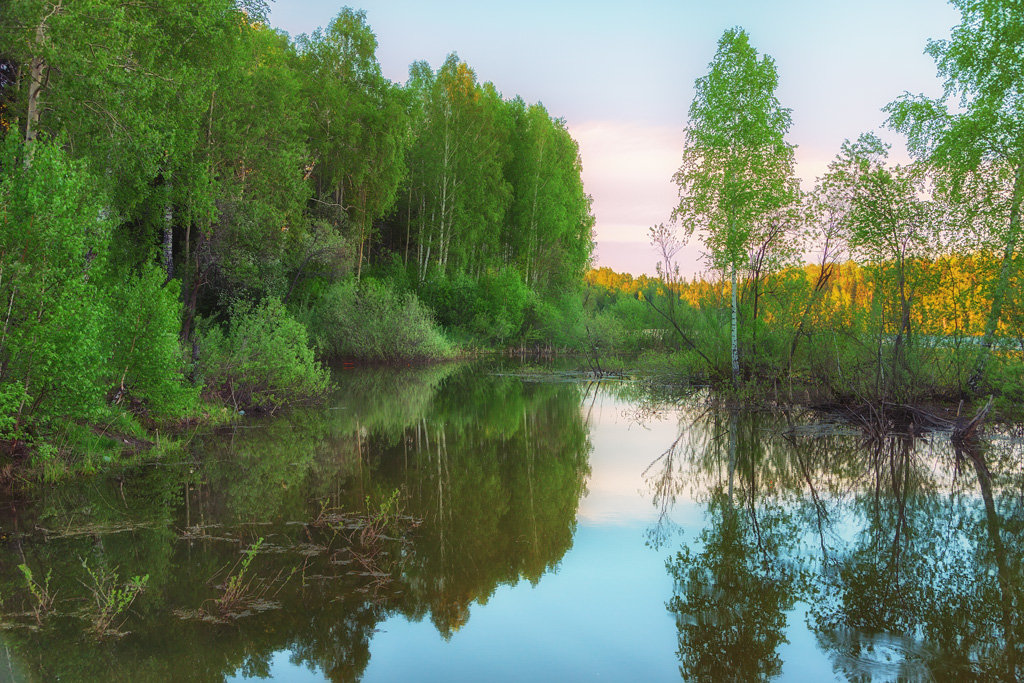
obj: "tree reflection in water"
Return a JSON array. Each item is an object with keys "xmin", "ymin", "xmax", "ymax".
[
  {"xmin": 1, "ymin": 373, "xmax": 1022, "ymax": 681},
  {"xmin": 659, "ymin": 409, "xmax": 805, "ymax": 681},
  {"xmin": 0, "ymin": 365, "xmax": 591, "ymax": 682},
  {"xmin": 651, "ymin": 403, "xmax": 1024, "ymax": 681}
]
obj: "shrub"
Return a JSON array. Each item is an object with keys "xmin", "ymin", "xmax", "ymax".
[
  {"xmin": 301, "ymin": 278, "xmax": 452, "ymax": 362},
  {"xmin": 421, "ymin": 268, "xmax": 533, "ymax": 345},
  {"xmin": 0, "ymin": 137, "xmax": 110, "ymax": 435},
  {"xmin": 100, "ymin": 264, "xmax": 197, "ymax": 418},
  {"xmin": 525, "ymin": 293, "xmax": 587, "ymax": 349},
  {"xmin": 471, "ymin": 270, "xmax": 532, "ymax": 342},
  {"xmin": 198, "ymin": 298, "xmax": 328, "ymax": 412}
]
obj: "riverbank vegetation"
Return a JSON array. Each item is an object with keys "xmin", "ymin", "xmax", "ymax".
[{"xmin": 0, "ymin": 2, "xmax": 594, "ymax": 475}]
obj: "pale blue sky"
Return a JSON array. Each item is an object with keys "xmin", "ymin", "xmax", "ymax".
[{"xmin": 269, "ymin": 0, "xmax": 960, "ymax": 275}]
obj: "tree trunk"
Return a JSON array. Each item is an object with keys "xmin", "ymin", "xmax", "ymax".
[
  {"xmin": 891, "ymin": 263, "xmax": 911, "ymax": 382},
  {"xmin": 356, "ymin": 189, "xmax": 367, "ymax": 280},
  {"xmin": 750, "ymin": 273, "xmax": 761, "ymax": 360},
  {"xmin": 404, "ymin": 184, "xmax": 412, "ymax": 266},
  {"xmin": 788, "ymin": 263, "xmax": 833, "ymax": 372},
  {"xmin": 22, "ymin": 4, "xmax": 60, "ymax": 159},
  {"xmin": 731, "ymin": 264, "xmax": 740, "ymax": 386},
  {"xmin": 162, "ymin": 181, "xmax": 174, "ymax": 280},
  {"xmin": 24, "ymin": 52, "xmax": 46, "ymax": 147}
]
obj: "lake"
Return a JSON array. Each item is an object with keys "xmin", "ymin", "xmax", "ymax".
[{"xmin": 0, "ymin": 363, "xmax": 1020, "ymax": 681}]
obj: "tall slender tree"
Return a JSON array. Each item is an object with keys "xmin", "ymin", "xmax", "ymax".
[
  {"xmin": 402, "ymin": 54, "xmax": 511, "ymax": 282},
  {"xmin": 672, "ymin": 28, "xmax": 798, "ymax": 384}
]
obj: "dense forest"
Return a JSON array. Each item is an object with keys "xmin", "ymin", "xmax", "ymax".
[
  {"xmin": 0, "ymin": 2, "xmax": 594, "ymax": 475},
  {"xmin": 1, "ymin": 0, "xmax": 1022, "ymax": 477}
]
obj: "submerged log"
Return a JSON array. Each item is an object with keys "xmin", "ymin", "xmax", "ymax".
[{"xmin": 952, "ymin": 396, "xmax": 994, "ymax": 444}]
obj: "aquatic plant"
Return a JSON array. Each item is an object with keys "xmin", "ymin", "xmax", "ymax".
[
  {"xmin": 80, "ymin": 558, "xmax": 148, "ymax": 637},
  {"xmin": 359, "ymin": 489, "xmax": 403, "ymax": 546},
  {"xmin": 18, "ymin": 563, "xmax": 54, "ymax": 624},
  {"xmin": 216, "ymin": 537, "xmax": 264, "ymax": 613}
]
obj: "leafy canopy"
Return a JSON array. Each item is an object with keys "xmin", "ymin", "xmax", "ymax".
[
  {"xmin": 886, "ymin": 0, "xmax": 1024, "ymax": 172},
  {"xmin": 673, "ymin": 27, "xmax": 798, "ymax": 271}
]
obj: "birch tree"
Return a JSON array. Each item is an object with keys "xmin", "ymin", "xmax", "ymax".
[
  {"xmin": 299, "ymin": 9, "xmax": 409, "ymax": 278},
  {"xmin": 404, "ymin": 54, "xmax": 510, "ymax": 281},
  {"xmin": 673, "ymin": 28, "xmax": 798, "ymax": 385}
]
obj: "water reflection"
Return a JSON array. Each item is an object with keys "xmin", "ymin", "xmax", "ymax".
[
  {"xmin": 646, "ymin": 402, "xmax": 1024, "ymax": 681},
  {"xmin": 0, "ymin": 371, "xmax": 1022, "ymax": 681},
  {"xmin": 0, "ymin": 364, "xmax": 591, "ymax": 681}
]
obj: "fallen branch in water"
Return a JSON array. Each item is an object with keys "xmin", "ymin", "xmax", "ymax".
[{"xmin": 953, "ymin": 396, "xmax": 994, "ymax": 445}]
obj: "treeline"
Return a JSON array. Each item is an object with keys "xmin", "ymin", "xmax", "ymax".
[
  {"xmin": 590, "ymin": 253, "xmax": 1010, "ymax": 341},
  {"xmin": 0, "ymin": 2, "xmax": 593, "ymax": 472},
  {"xmin": 589, "ymin": 207, "xmax": 1024, "ymax": 408}
]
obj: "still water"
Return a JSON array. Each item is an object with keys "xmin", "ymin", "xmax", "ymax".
[{"xmin": 0, "ymin": 363, "xmax": 1021, "ymax": 681}]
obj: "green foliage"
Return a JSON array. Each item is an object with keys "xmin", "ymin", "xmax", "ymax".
[
  {"xmin": 0, "ymin": 137, "xmax": 109, "ymax": 434},
  {"xmin": 423, "ymin": 269, "xmax": 533, "ymax": 344},
  {"xmin": 300, "ymin": 278, "xmax": 452, "ymax": 362},
  {"xmin": 673, "ymin": 27, "xmax": 798, "ymax": 271},
  {"xmin": 359, "ymin": 489, "xmax": 404, "ymax": 546},
  {"xmin": 471, "ymin": 270, "xmax": 533, "ymax": 342},
  {"xmin": 387, "ymin": 53, "xmax": 593, "ymax": 300},
  {"xmin": 101, "ymin": 265, "xmax": 196, "ymax": 418},
  {"xmin": 298, "ymin": 8, "xmax": 410, "ymax": 277},
  {"xmin": 985, "ymin": 352, "xmax": 1024, "ymax": 417},
  {"xmin": 525, "ymin": 292, "xmax": 588, "ymax": 348},
  {"xmin": 198, "ymin": 298, "xmax": 328, "ymax": 412},
  {"xmin": 504, "ymin": 102, "xmax": 595, "ymax": 292},
  {"xmin": 18, "ymin": 563, "xmax": 54, "ymax": 624},
  {"xmin": 217, "ymin": 537, "xmax": 263, "ymax": 612},
  {"xmin": 0, "ymin": 135, "xmax": 197, "ymax": 471}
]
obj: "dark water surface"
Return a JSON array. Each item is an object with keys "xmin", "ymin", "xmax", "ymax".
[{"xmin": 0, "ymin": 364, "xmax": 1021, "ymax": 681}]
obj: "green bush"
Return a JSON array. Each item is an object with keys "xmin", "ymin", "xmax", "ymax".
[
  {"xmin": 421, "ymin": 268, "xmax": 533, "ymax": 344},
  {"xmin": 100, "ymin": 265, "xmax": 197, "ymax": 418},
  {"xmin": 472, "ymin": 270, "xmax": 532, "ymax": 342},
  {"xmin": 301, "ymin": 278, "xmax": 452, "ymax": 362},
  {"xmin": 525, "ymin": 293, "xmax": 587, "ymax": 349},
  {"xmin": 987, "ymin": 352, "xmax": 1024, "ymax": 417},
  {"xmin": 198, "ymin": 298, "xmax": 328, "ymax": 412},
  {"xmin": 0, "ymin": 138, "xmax": 110, "ymax": 435}
]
